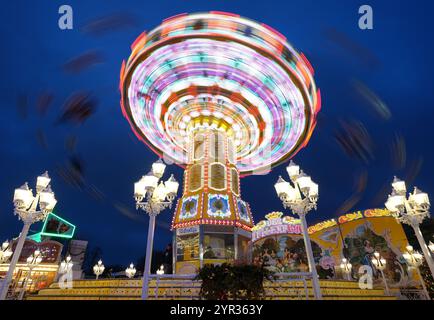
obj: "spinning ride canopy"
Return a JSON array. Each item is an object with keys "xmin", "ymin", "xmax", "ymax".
[{"xmin": 120, "ymin": 12, "xmax": 321, "ymax": 175}]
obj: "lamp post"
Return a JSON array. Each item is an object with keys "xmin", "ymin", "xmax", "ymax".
[
  {"xmin": 274, "ymin": 160, "xmax": 322, "ymax": 300},
  {"xmin": 402, "ymin": 245, "xmax": 430, "ymax": 300},
  {"xmin": 340, "ymin": 258, "xmax": 352, "ymax": 281},
  {"xmin": 125, "ymin": 263, "xmax": 136, "ymax": 279},
  {"xmin": 0, "ymin": 241, "xmax": 13, "ymax": 264},
  {"xmin": 0, "ymin": 171, "xmax": 57, "ymax": 300},
  {"xmin": 93, "ymin": 260, "xmax": 105, "ymax": 280},
  {"xmin": 18, "ymin": 249, "xmax": 43, "ymax": 300},
  {"xmin": 371, "ymin": 251, "xmax": 389, "ymax": 295},
  {"xmin": 385, "ymin": 177, "xmax": 434, "ymax": 279},
  {"xmin": 134, "ymin": 159, "xmax": 179, "ymax": 300}
]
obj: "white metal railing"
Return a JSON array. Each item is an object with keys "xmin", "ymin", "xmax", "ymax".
[
  {"xmin": 149, "ymin": 274, "xmax": 198, "ymax": 299},
  {"xmin": 147, "ymin": 272, "xmax": 313, "ymax": 300}
]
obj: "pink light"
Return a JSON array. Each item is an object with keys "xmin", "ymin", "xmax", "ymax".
[
  {"xmin": 131, "ymin": 31, "xmax": 147, "ymax": 51},
  {"xmin": 300, "ymin": 53, "xmax": 314, "ymax": 75},
  {"xmin": 210, "ymin": 11, "xmax": 240, "ymax": 18}
]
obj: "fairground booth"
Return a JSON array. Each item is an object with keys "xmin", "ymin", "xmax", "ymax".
[{"xmin": 252, "ymin": 209, "xmax": 418, "ymax": 287}]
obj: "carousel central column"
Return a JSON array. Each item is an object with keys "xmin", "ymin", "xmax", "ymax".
[{"xmin": 171, "ymin": 127, "xmax": 254, "ymax": 274}]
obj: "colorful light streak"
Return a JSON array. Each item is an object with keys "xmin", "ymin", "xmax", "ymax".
[{"xmin": 120, "ymin": 12, "xmax": 320, "ymax": 175}]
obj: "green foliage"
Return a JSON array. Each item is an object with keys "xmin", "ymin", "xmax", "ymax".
[{"xmin": 195, "ymin": 263, "xmax": 273, "ymax": 300}]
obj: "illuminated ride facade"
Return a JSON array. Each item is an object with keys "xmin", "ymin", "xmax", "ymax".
[
  {"xmin": 252, "ymin": 209, "xmax": 412, "ymax": 285},
  {"xmin": 120, "ymin": 12, "xmax": 320, "ymax": 273},
  {"xmin": 0, "ymin": 213, "xmax": 76, "ymax": 297}
]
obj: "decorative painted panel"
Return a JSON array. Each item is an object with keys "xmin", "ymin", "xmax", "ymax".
[
  {"xmin": 188, "ymin": 164, "xmax": 203, "ymax": 192},
  {"xmin": 193, "ymin": 133, "xmax": 205, "ymax": 161},
  {"xmin": 207, "ymin": 194, "xmax": 230, "ymax": 218},
  {"xmin": 180, "ymin": 195, "xmax": 199, "ymax": 220},
  {"xmin": 231, "ymin": 168, "xmax": 239, "ymax": 195},
  {"xmin": 209, "ymin": 163, "xmax": 226, "ymax": 190},
  {"xmin": 236, "ymin": 198, "xmax": 251, "ymax": 223}
]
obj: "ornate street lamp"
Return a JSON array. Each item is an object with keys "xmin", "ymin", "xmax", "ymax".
[
  {"xmin": 0, "ymin": 172, "xmax": 57, "ymax": 300},
  {"xmin": 340, "ymin": 258, "xmax": 352, "ymax": 281},
  {"xmin": 134, "ymin": 159, "xmax": 179, "ymax": 300},
  {"xmin": 384, "ymin": 177, "xmax": 434, "ymax": 278},
  {"xmin": 371, "ymin": 251, "xmax": 389, "ymax": 295},
  {"xmin": 274, "ymin": 160, "xmax": 322, "ymax": 300},
  {"xmin": 93, "ymin": 260, "xmax": 105, "ymax": 280},
  {"xmin": 402, "ymin": 245, "xmax": 430, "ymax": 300},
  {"xmin": 125, "ymin": 263, "xmax": 136, "ymax": 279},
  {"xmin": 0, "ymin": 240, "xmax": 13, "ymax": 264},
  {"xmin": 18, "ymin": 250, "xmax": 43, "ymax": 300}
]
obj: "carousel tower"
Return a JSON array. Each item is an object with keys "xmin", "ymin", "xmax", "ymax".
[{"xmin": 120, "ymin": 12, "xmax": 320, "ymax": 273}]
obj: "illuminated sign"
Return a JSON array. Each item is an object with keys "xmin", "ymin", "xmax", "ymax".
[
  {"xmin": 308, "ymin": 219, "xmax": 337, "ymax": 234},
  {"xmin": 177, "ymin": 225, "xmax": 200, "ymax": 235},
  {"xmin": 252, "ymin": 212, "xmax": 302, "ymax": 242},
  {"xmin": 253, "ymin": 209, "xmax": 394, "ymax": 241}
]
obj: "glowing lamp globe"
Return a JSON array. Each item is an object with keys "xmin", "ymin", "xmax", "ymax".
[
  {"xmin": 409, "ymin": 187, "xmax": 430, "ymax": 207},
  {"xmin": 385, "ymin": 193, "xmax": 405, "ymax": 213},
  {"xmin": 2, "ymin": 241, "xmax": 9, "ymax": 251},
  {"xmin": 165, "ymin": 174, "xmax": 179, "ymax": 195},
  {"xmin": 391, "ymin": 176, "xmax": 406, "ymax": 194},
  {"xmin": 143, "ymin": 172, "xmax": 159, "ymax": 189},
  {"xmin": 36, "ymin": 171, "xmax": 51, "ymax": 192},
  {"xmin": 295, "ymin": 171, "xmax": 313, "ymax": 194},
  {"xmin": 39, "ymin": 186, "xmax": 57, "ymax": 211},
  {"xmin": 274, "ymin": 176, "xmax": 291, "ymax": 198},
  {"xmin": 13, "ymin": 183, "xmax": 34, "ymax": 209},
  {"xmin": 152, "ymin": 159, "xmax": 166, "ymax": 178},
  {"xmin": 286, "ymin": 160, "xmax": 300, "ymax": 179},
  {"xmin": 134, "ymin": 176, "xmax": 147, "ymax": 199}
]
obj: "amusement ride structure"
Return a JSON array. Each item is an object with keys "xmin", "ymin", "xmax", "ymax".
[{"xmin": 120, "ymin": 12, "xmax": 321, "ymax": 296}]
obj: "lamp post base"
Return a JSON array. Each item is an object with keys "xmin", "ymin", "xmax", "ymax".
[
  {"xmin": 299, "ymin": 213, "xmax": 322, "ymax": 300},
  {"xmin": 141, "ymin": 214, "xmax": 156, "ymax": 300}
]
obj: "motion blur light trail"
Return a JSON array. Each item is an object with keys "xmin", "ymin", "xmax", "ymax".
[
  {"xmin": 352, "ymin": 79, "xmax": 391, "ymax": 121},
  {"xmin": 120, "ymin": 12, "xmax": 321, "ymax": 175}
]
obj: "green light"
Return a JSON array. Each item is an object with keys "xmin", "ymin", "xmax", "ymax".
[{"xmin": 28, "ymin": 232, "xmax": 42, "ymax": 243}]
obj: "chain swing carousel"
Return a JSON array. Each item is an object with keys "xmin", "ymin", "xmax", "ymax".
[{"xmin": 120, "ymin": 12, "xmax": 320, "ymax": 274}]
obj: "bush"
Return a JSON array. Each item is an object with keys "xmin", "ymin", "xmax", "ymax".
[{"xmin": 195, "ymin": 263, "xmax": 273, "ymax": 300}]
